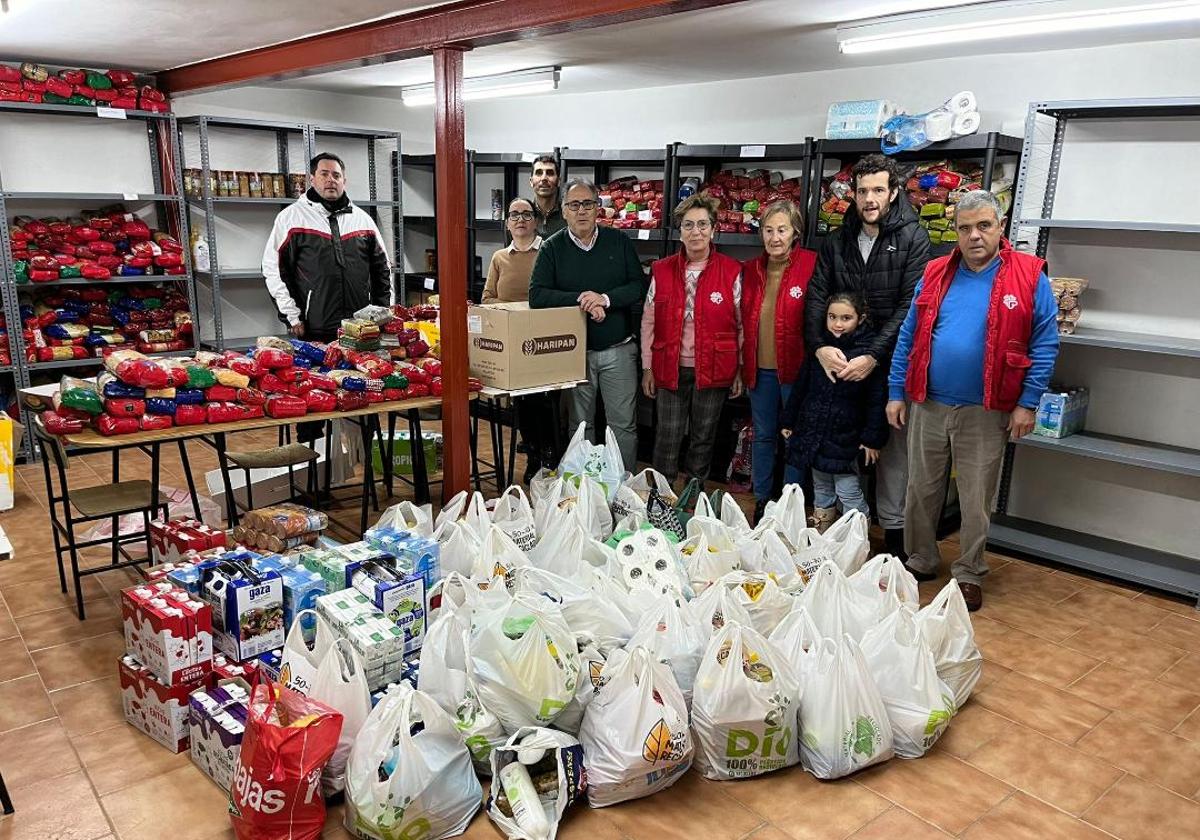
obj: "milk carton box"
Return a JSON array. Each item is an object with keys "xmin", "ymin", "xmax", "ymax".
[
  {"xmin": 119, "ymin": 655, "xmax": 200, "ymax": 752},
  {"xmin": 150, "ymin": 518, "xmax": 227, "ymax": 564},
  {"xmin": 189, "ymin": 679, "xmax": 249, "ymax": 789},
  {"xmin": 199, "ymin": 561, "xmax": 285, "ymax": 662},
  {"xmin": 121, "ymin": 583, "xmax": 213, "ymax": 686},
  {"xmin": 252, "ymin": 555, "xmax": 326, "ymax": 630},
  {"xmin": 351, "ymin": 561, "xmax": 427, "ymax": 655}
]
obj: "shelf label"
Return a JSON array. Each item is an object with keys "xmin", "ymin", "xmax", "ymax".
[
  {"xmin": 123, "ymin": 193, "xmax": 139, "ymax": 202},
  {"xmin": 637, "ymin": 229, "xmax": 650, "ymax": 240},
  {"xmin": 740, "ymin": 144, "xmax": 766, "ymax": 158},
  {"xmin": 96, "ymin": 107, "xmax": 127, "ymax": 120},
  {"xmin": 423, "ymin": 277, "xmax": 436, "ymax": 291}
]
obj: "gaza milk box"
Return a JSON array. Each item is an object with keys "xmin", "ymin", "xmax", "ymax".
[
  {"xmin": 150, "ymin": 518, "xmax": 227, "ymax": 564},
  {"xmin": 250, "ymin": 554, "xmax": 326, "ymax": 630},
  {"xmin": 467, "ymin": 302, "xmax": 586, "ymax": 389},
  {"xmin": 189, "ymin": 679, "xmax": 250, "ymax": 790},
  {"xmin": 121, "ymin": 583, "xmax": 213, "ymax": 686},
  {"xmin": 119, "ymin": 655, "xmax": 200, "ymax": 753},
  {"xmin": 1034, "ymin": 386, "xmax": 1089, "ymax": 439},
  {"xmin": 198, "ymin": 561, "xmax": 285, "ymax": 662},
  {"xmin": 350, "ymin": 561, "xmax": 427, "ymax": 655}
]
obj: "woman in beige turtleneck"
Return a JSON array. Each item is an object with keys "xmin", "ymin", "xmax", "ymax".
[{"xmin": 739, "ymin": 199, "xmax": 819, "ymax": 524}]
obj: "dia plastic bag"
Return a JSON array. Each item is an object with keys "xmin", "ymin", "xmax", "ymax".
[
  {"xmin": 487, "ymin": 727, "xmax": 587, "ymax": 840},
  {"xmin": 491, "ymin": 485, "xmax": 538, "ymax": 552},
  {"xmin": 580, "ymin": 646, "xmax": 693, "ymax": 806},
  {"xmin": 916, "ymin": 579, "xmax": 982, "ymax": 709},
  {"xmin": 823, "ymin": 509, "xmax": 871, "ymax": 575},
  {"xmin": 768, "ymin": 603, "xmax": 822, "ymax": 665},
  {"xmin": 627, "ymin": 594, "xmax": 706, "ymax": 709},
  {"xmin": 468, "ymin": 591, "xmax": 581, "ymax": 733},
  {"xmin": 310, "ymin": 638, "xmax": 372, "ymax": 796},
  {"xmin": 345, "ymin": 684, "xmax": 482, "ymax": 840},
  {"xmin": 860, "ymin": 607, "xmax": 955, "ymax": 759},
  {"xmin": 419, "ymin": 589, "xmax": 473, "ymax": 717},
  {"xmin": 550, "ymin": 641, "xmax": 607, "ymax": 736},
  {"xmin": 557, "ymin": 422, "xmax": 626, "ymax": 501},
  {"xmin": 686, "ymin": 575, "xmax": 753, "ymax": 638},
  {"xmin": 849, "ymin": 554, "xmax": 920, "ymax": 621},
  {"xmin": 278, "ymin": 609, "xmax": 335, "ymax": 697},
  {"xmin": 796, "ymin": 636, "xmax": 894, "ymax": 779},
  {"xmin": 796, "ymin": 560, "xmax": 877, "ymax": 643},
  {"xmin": 230, "ymin": 684, "xmax": 343, "ymax": 840},
  {"xmin": 692, "ymin": 622, "xmax": 801, "ymax": 780},
  {"xmin": 475, "ymin": 524, "xmax": 532, "ymax": 581}
]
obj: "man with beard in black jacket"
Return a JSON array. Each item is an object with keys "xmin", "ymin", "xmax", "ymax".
[{"xmin": 804, "ymin": 154, "xmax": 931, "ymax": 561}]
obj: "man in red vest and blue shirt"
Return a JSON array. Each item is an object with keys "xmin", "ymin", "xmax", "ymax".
[{"xmin": 886, "ymin": 190, "xmax": 1059, "ymax": 611}]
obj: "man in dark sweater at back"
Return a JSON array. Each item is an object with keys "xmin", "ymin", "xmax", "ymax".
[{"xmin": 529, "ymin": 177, "xmax": 648, "ymax": 468}]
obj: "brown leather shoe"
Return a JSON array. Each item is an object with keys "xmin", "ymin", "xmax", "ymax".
[{"xmin": 959, "ymin": 582, "xmax": 983, "ymax": 612}]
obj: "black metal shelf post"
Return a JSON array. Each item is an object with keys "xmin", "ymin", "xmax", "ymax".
[
  {"xmin": 1, "ymin": 107, "xmax": 198, "ymax": 461},
  {"xmin": 994, "ymin": 96, "xmax": 1200, "ymax": 603}
]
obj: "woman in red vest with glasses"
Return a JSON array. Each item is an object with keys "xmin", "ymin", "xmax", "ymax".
[
  {"xmin": 640, "ymin": 194, "xmax": 744, "ymax": 489},
  {"xmin": 741, "ymin": 199, "xmax": 819, "ymax": 524}
]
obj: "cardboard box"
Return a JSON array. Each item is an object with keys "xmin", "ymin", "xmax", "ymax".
[
  {"xmin": 467, "ymin": 303, "xmax": 586, "ymax": 390},
  {"xmin": 198, "ymin": 562, "xmax": 285, "ymax": 662},
  {"xmin": 150, "ymin": 518, "xmax": 227, "ymax": 564},
  {"xmin": 119, "ymin": 655, "xmax": 201, "ymax": 753},
  {"xmin": 0, "ymin": 416, "xmax": 24, "ymax": 512},
  {"xmin": 189, "ymin": 678, "xmax": 250, "ymax": 790},
  {"xmin": 121, "ymin": 583, "xmax": 213, "ymax": 686},
  {"xmin": 370, "ymin": 431, "xmax": 443, "ymax": 476},
  {"xmin": 351, "ymin": 561, "xmax": 427, "ymax": 655},
  {"xmin": 1034, "ymin": 387, "xmax": 1089, "ymax": 439}
]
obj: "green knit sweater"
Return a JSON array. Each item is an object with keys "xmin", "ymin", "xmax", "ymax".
[{"xmin": 528, "ymin": 227, "xmax": 648, "ymax": 350}]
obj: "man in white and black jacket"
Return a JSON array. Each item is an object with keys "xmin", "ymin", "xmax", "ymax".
[
  {"xmin": 262, "ymin": 152, "xmax": 392, "ymax": 341},
  {"xmin": 804, "ymin": 154, "xmax": 931, "ymax": 561}
]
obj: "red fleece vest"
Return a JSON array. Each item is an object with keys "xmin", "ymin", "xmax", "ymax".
[
  {"xmin": 740, "ymin": 246, "xmax": 818, "ymax": 389},
  {"xmin": 649, "ymin": 250, "xmax": 742, "ymax": 390}
]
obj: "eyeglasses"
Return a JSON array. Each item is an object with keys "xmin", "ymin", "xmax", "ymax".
[
  {"xmin": 680, "ymin": 220, "xmax": 712, "ymax": 232},
  {"xmin": 564, "ymin": 200, "xmax": 599, "ymax": 212},
  {"xmin": 507, "ymin": 211, "xmax": 535, "ymax": 221}
]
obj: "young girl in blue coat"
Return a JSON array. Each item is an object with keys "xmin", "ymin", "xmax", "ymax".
[{"xmin": 781, "ymin": 292, "xmax": 889, "ymax": 531}]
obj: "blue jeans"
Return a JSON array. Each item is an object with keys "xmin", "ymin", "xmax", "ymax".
[
  {"xmin": 812, "ymin": 468, "xmax": 870, "ymax": 516},
  {"xmin": 748, "ymin": 368, "xmax": 802, "ymax": 501}
]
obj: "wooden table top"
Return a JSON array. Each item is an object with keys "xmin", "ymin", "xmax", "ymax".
[{"xmin": 60, "ymin": 395, "xmax": 446, "ymax": 448}]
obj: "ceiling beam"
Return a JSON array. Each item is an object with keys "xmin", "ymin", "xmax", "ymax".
[{"xmin": 160, "ymin": 0, "xmax": 748, "ymax": 94}]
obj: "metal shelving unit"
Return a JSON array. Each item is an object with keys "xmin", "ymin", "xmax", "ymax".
[
  {"xmin": 806, "ymin": 132, "xmax": 1023, "ymax": 252},
  {"xmin": 994, "ymin": 96, "xmax": 1200, "ymax": 603},
  {"xmin": 0, "ymin": 105, "xmax": 197, "ymax": 462},
  {"xmin": 559, "ymin": 147, "xmax": 673, "ymax": 257},
  {"xmin": 180, "ymin": 117, "xmax": 404, "ymax": 349}
]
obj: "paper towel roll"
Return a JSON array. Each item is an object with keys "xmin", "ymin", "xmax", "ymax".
[
  {"xmin": 948, "ymin": 90, "xmax": 977, "ymax": 114},
  {"xmin": 952, "ymin": 111, "xmax": 981, "ymax": 137},
  {"xmin": 925, "ymin": 110, "xmax": 954, "ymax": 142},
  {"xmin": 826, "ymin": 99, "xmax": 899, "ymax": 140}
]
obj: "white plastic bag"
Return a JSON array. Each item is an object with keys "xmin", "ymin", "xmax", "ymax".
[
  {"xmin": 768, "ymin": 603, "xmax": 823, "ymax": 663},
  {"xmin": 796, "ymin": 560, "xmax": 877, "ymax": 643},
  {"xmin": 611, "ymin": 468, "xmax": 676, "ymax": 522},
  {"xmin": 849, "ymin": 554, "xmax": 920, "ymax": 621},
  {"xmin": 557, "ymin": 422, "xmax": 627, "ymax": 501},
  {"xmin": 476, "ymin": 523, "xmax": 532, "ymax": 581},
  {"xmin": 678, "ymin": 530, "xmax": 740, "ymax": 593},
  {"xmin": 580, "ymin": 646, "xmax": 694, "ymax": 806},
  {"xmin": 533, "ymin": 476, "xmax": 576, "ymax": 540},
  {"xmin": 692, "ymin": 622, "xmax": 801, "ymax": 780},
  {"xmin": 792, "ymin": 528, "xmax": 837, "ymax": 584},
  {"xmin": 468, "ymin": 591, "xmax": 582, "ymax": 733},
  {"xmin": 279, "ymin": 609, "xmax": 336, "ymax": 696},
  {"xmin": 529, "ymin": 468, "xmax": 561, "ymax": 510},
  {"xmin": 587, "ymin": 565, "xmax": 645, "ymax": 628},
  {"xmin": 696, "ymin": 490, "xmax": 751, "ymax": 535},
  {"xmin": 627, "ymin": 594, "xmax": 706, "ymax": 709},
  {"xmin": 345, "ymin": 684, "xmax": 482, "ymax": 840},
  {"xmin": 739, "ymin": 529, "xmax": 801, "ymax": 590},
  {"xmin": 431, "ymin": 518, "xmax": 481, "ymax": 579},
  {"xmin": 824, "ymin": 509, "xmax": 871, "ymax": 575},
  {"xmin": 426, "ymin": 571, "xmax": 476, "ymax": 628},
  {"xmin": 529, "ymin": 514, "xmax": 592, "ymax": 581},
  {"xmin": 374, "ymin": 500, "xmax": 434, "ymax": 538},
  {"xmin": 796, "ymin": 636, "xmax": 894, "ymax": 779},
  {"xmin": 419, "ymin": 591, "xmax": 474, "ymax": 717},
  {"xmin": 486, "ymin": 727, "xmax": 587, "ymax": 840},
  {"xmin": 686, "ymin": 576, "xmax": 753, "ymax": 638},
  {"xmin": 490, "ymin": 486, "xmax": 538, "ymax": 552},
  {"xmin": 762, "ymin": 484, "xmax": 808, "ymax": 545},
  {"xmin": 436, "ymin": 489, "xmax": 491, "ymax": 539},
  {"xmin": 574, "ymin": 474, "xmax": 614, "ymax": 541},
  {"xmin": 552, "ymin": 642, "xmax": 607, "ymax": 736},
  {"xmin": 505, "ymin": 565, "xmax": 634, "ymax": 652},
  {"xmin": 722, "ymin": 571, "xmax": 794, "ymax": 636},
  {"xmin": 917, "ymin": 580, "xmax": 983, "ymax": 709},
  {"xmin": 311, "ymin": 638, "xmax": 372, "ymax": 796},
  {"xmin": 860, "ymin": 607, "xmax": 955, "ymax": 759},
  {"xmin": 454, "ymin": 689, "xmax": 510, "ymax": 775}
]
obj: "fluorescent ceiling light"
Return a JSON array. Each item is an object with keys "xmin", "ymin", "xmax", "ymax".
[
  {"xmin": 837, "ymin": 0, "xmax": 1200, "ymax": 54},
  {"xmin": 401, "ymin": 66, "xmax": 560, "ymax": 106}
]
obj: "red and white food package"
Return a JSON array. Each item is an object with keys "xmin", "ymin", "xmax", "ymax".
[
  {"xmin": 119, "ymin": 655, "xmax": 203, "ymax": 753},
  {"xmin": 150, "ymin": 517, "xmax": 228, "ymax": 564},
  {"xmin": 121, "ymin": 582, "xmax": 214, "ymax": 685}
]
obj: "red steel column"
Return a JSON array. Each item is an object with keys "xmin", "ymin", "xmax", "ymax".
[{"xmin": 433, "ymin": 45, "xmax": 470, "ymax": 499}]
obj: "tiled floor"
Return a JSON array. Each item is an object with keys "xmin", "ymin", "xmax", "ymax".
[{"xmin": 1, "ymin": 429, "xmax": 1199, "ymax": 840}]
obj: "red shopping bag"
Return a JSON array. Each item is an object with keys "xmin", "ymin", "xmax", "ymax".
[{"xmin": 229, "ymin": 683, "xmax": 343, "ymax": 840}]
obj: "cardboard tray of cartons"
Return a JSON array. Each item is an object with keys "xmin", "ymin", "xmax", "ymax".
[{"xmin": 467, "ymin": 303, "xmax": 586, "ymax": 390}]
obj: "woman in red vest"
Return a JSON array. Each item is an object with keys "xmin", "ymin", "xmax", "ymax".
[
  {"xmin": 741, "ymin": 199, "xmax": 819, "ymax": 523},
  {"xmin": 640, "ymin": 194, "xmax": 744, "ymax": 487}
]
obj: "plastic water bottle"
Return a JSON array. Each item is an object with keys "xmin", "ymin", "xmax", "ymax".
[
  {"xmin": 499, "ymin": 760, "xmax": 550, "ymax": 840},
  {"xmin": 677, "ymin": 177, "xmax": 700, "ymax": 201}
]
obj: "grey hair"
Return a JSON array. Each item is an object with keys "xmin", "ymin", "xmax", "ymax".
[
  {"xmin": 563, "ymin": 177, "xmax": 599, "ymax": 200},
  {"xmin": 955, "ymin": 189, "xmax": 1004, "ymax": 222}
]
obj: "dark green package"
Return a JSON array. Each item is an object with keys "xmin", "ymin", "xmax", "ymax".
[
  {"xmin": 59, "ymin": 264, "xmax": 82, "ymax": 278},
  {"xmin": 43, "ymin": 92, "xmax": 70, "ymax": 104},
  {"xmin": 58, "ymin": 375, "xmax": 103, "ymax": 415},
  {"xmin": 85, "ymin": 71, "xmax": 112, "ymax": 90},
  {"xmin": 13, "ymin": 260, "xmax": 28, "ymax": 284},
  {"xmin": 184, "ymin": 365, "xmax": 217, "ymax": 389},
  {"xmin": 382, "ymin": 373, "xmax": 409, "ymax": 390},
  {"xmin": 67, "ymin": 94, "xmax": 95, "ymax": 106}
]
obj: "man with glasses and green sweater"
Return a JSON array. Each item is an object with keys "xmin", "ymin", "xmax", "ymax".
[{"xmin": 529, "ymin": 177, "xmax": 648, "ymax": 468}]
